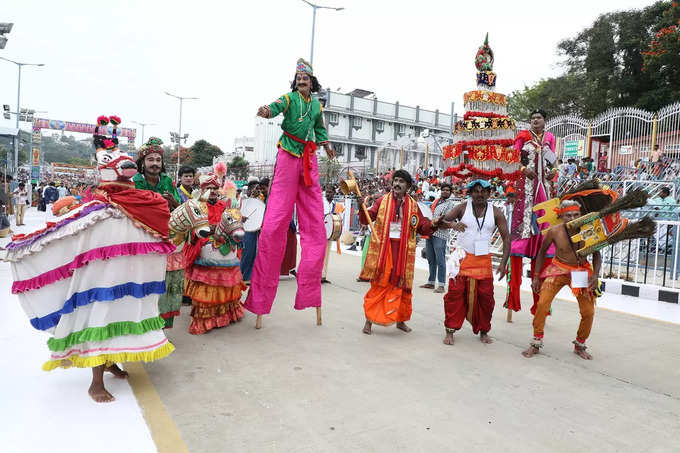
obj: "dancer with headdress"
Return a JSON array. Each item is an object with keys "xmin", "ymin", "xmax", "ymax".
[
  {"xmin": 245, "ymin": 58, "xmax": 334, "ymax": 329},
  {"xmin": 183, "ymin": 173, "xmax": 247, "ymax": 334},
  {"xmin": 133, "ymin": 137, "xmax": 183, "ymax": 328},
  {"xmin": 4, "ymin": 116, "xmax": 174, "ymax": 402},
  {"xmin": 522, "ymin": 182, "xmax": 655, "ymax": 359}
]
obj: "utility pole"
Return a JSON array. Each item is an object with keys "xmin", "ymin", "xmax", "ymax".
[
  {"xmin": 164, "ymin": 92, "xmax": 197, "ymax": 171},
  {"xmin": 301, "ymin": 1, "xmax": 345, "ymax": 66}
]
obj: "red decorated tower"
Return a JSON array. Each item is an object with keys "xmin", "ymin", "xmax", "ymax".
[{"xmin": 443, "ymin": 34, "xmax": 521, "ymax": 181}]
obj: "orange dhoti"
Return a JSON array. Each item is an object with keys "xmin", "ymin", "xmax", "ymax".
[
  {"xmin": 364, "ymin": 243, "xmax": 412, "ymax": 325},
  {"xmin": 532, "ymin": 259, "xmax": 595, "ymax": 347},
  {"xmin": 444, "ymin": 253, "xmax": 495, "ymax": 334}
]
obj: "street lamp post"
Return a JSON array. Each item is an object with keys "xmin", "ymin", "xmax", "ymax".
[
  {"xmin": 164, "ymin": 91, "xmax": 197, "ymax": 172},
  {"xmin": 301, "ymin": 1, "xmax": 344, "ymax": 66},
  {"xmin": 131, "ymin": 120, "xmax": 155, "ymax": 145},
  {"xmin": 0, "ymin": 56, "xmax": 44, "ymax": 177}
]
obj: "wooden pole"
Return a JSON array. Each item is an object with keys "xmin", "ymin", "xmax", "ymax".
[
  {"xmin": 650, "ymin": 113, "xmax": 658, "ymax": 154},
  {"xmin": 316, "ymin": 307, "xmax": 322, "ymax": 326},
  {"xmin": 255, "ymin": 315, "xmax": 262, "ymax": 329},
  {"xmin": 425, "ymin": 142, "xmax": 429, "ymax": 169}
]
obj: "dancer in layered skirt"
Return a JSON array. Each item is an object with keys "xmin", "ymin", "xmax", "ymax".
[{"xmin": 4, "ymin": 116, "xmax": 174, "ymax": 402}]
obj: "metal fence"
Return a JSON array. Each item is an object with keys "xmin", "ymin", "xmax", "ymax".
[{"xmin": 546, "ymin": 102, "xmax": 680, "ymax": 170}]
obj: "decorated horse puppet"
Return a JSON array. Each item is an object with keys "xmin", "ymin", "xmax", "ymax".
[
  {"xmin": 183, "ymin": 175, "xmax": 247, "ymax": 334},
  {"xmin": 2, "ymin": 115, "xmax": 175, "ymax": 403}
]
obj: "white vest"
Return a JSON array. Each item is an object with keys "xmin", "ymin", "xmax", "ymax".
[{"xmin": 458, "ymin": 201, "xmax": 496, "ymax": 255}]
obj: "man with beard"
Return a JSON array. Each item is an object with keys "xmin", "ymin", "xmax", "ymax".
[
  {"xmin": 133, "ymin": 137, "xmax": 182, "ymax": 327},
  {"xmin": 440, "ymin": 180, "xmax": 511, "ymax": 345},
  {"xmin": 357, "ymin": 170, "xmax": 447, "ymax": 335},
  {"xmin": 132, "ymin": 137, "xmax": 181, "ymax": 211},
  {"xmin": 245, "ymin": 58, "xmax": 334, "ymax": 328}
]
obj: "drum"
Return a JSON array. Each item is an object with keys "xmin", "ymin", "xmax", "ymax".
[
  {"xmin": 324, "ymin": 213, "xmax": 342, "ymax": 241},
  {"xmin": 240, "ymin": 197, "xmax": 266, "ymax": 232}
]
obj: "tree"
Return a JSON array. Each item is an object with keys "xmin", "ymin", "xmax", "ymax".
[
  {"xmin": 188, "ymin": 139, "xmax": 223, "ymax": 168},
  {"xmin": 228, "ymin": 156, "xmax": 249, "ymax": 180},
  {"xmin": 507, "ymin": 1, "xmax": 674, "ymax": 118}
]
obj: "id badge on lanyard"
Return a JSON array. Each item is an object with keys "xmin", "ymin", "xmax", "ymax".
[
  {"xmin": 474, "ymin": 240, "xmax": 489, "ymax": 256},
  {"xmin": 571, "ymin": 271, "xmax": 589, "ymax": 288},
  {"xmin": 389, "ymin": 222, "xmax": 401, "ymax": 239}
]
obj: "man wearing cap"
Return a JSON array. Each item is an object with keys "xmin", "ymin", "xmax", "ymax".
[
  {"xmin": 357, "ymin": 170, "xmax": 447, "ymax": 335},
  {"xmin": 133, "ymin": 137, "xmax": 182, "ymax": 327},
  {"xmin": 245, "ymin": 58, "xmax": 334, "ymax": 326},
  {"xmin": 133, "ymin": 137, "xmax": 181, "ymax": 211},
  {"xmin": 440, "ymin": 179, "xmax": 511, "ymax": 345}
]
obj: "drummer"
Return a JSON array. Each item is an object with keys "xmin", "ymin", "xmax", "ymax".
[
  {"xmin": 240, "ymin": 180, "xmax": 262, "ymax": 283},
  {"xmin": 322, "ymin": 184, "xmax": 339, "ymax": 284}
]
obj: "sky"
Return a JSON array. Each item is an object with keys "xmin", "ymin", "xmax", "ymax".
[{"xmin": 1, "ymin": 0, "xmax": 659, "ymax": 153}]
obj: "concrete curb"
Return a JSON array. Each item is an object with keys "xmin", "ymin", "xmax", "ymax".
[{"xmin": 600, "ymin": 279, "xmax": 679, "ymax": 304}]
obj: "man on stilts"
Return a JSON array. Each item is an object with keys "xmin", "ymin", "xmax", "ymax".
[{"xmin": 244, "ymin": 58, "xmax": 334, "ymax": 329}]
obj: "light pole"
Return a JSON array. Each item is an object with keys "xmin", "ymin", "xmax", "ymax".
[
  {"xmin": 132, "ymin": 120, "xmax": 155, "ymax": 145},
  {"xmin": 0, "ymin": 56, "xmax": 44, "ymax": 176},
  {"xmin": 164, "ymin": 91, "xmax": 197, "ymax": 171},
  {"xmin": 301, "ymin": 0, "xmax": 344, "ymax": 66}
]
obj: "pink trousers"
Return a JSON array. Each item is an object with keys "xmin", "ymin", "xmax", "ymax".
[{"xmin": 244, "ymin": 147, "xmax": 326, "ymax": 315}]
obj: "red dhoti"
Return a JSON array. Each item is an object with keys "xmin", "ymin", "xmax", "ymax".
[{"xmin": 443, "ymin": 253, "xmax": 495, "ymax": 334}]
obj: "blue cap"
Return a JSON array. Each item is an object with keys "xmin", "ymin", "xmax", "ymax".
[{"xmin": 466, "ymin": 179, "xmax": 492, "ymax": 190}]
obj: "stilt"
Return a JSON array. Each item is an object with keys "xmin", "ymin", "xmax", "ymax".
[
  {"xmin": 316, "ymin": 307, "xmax": 322, "ymax": 326},
  {"xmin": 255, "ymin": 315, "xmax": 263, "ymax": 329},
  {"xmin": 506, "ymin": 308, "xmax": 513, "ymax": 323}
]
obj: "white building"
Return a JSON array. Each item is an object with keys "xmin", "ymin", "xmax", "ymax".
[
  {"xmin": 322, "ymin": 88, "xmax": 454, "ymax": 176},
  {"xmin": 253, "ymin": 116, "xmax": 283, "ymax": 164},
  {"xmin": 233, "ymin": 136, "xmax": 255, "ymax": 161}
]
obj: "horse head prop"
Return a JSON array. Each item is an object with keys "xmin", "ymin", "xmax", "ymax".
[
  {"xmin": 169, "ymin": 199, "xmax": 211, "ymax": 245},
  {"xmin": 93, "ymin": 115, "xmax": 137, "ymax": 182},
  {"xmin": 215, "ymin": 207, "xmax": 245, "ymax": 244}
]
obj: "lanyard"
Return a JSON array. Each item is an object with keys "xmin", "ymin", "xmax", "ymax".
[{"xmin": 473, "ymin": 202, "xmax": 488, "ymax": 233}]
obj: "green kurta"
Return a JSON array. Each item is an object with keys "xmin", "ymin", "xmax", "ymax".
[
  {"xmin": 267, "ymin": 91, "xmax": 329, "ymax": 157},
  {"xmin": 133, "ymin": 172, "xmax": 183, "ymax": 328},
  {"xmin": 132, "ymin": 173, "xmax": 181, "ymax": 203}
]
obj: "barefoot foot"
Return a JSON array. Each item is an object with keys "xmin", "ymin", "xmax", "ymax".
[
  {"xmin": 105, "ymin": 363, "xmax": 129, "ymax": 379},
  {"xmin": 480, "ymin": 332, "xmax": 493, "ymax": 344},
  {"xmin": 396, "ymin": 322, "xmax": 412, "ymax": 333},
  {"xmin": 88, "ymin": 382, "xmax": 115, "ymax": 403},
  {"xmin": 522, "ymin": 346, "xmax": 540, "ymax": 358},
  {"xmin": 362, "ymin": 320, "xmax": 372, "ymax": 335},
  {"xmin": 443, "ymin": 332, "xmax": 454, "ymax": 345}
]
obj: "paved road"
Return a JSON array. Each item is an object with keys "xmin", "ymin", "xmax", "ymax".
[{"xmin": 147, "ymin": 251, "xmax": 680, "ymax": 453}]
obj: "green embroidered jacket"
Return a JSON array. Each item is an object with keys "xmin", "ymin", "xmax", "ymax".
[
  {"xmin": 267, "ymin": 91, "xmax": 329, "ymax": 157},
  {"xmin": 132, "ymin": 173, "xmax": 181, "ymax": 203}
]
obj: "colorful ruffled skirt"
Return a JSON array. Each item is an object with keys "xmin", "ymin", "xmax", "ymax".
[
  {"xmin": 184, "ymin": 264, "xmax": 246, "ymax": 335},
  {"xmin": 6, "ymin": 201, "xmax": 175, "ymax": 370}
]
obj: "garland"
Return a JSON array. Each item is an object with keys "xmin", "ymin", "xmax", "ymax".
[
  {"xmin": 476, "ymin": 71, "xmax": 496, "ymax": 87},
  {"xmin": 463, "ymin": 111, "xmax": 506, "ymax": 120},
  {"xmin": 442, "ymin": 139, "xmax": 515, "ymax": 160},
  {"xmin": 463, "ymin": 90, "xmax": 507, "ymax": 106},
  {"xmin": 454, "ymin": 117, "xmax": 515, "ymax": 133},
  {"xmin": 443, "ymin": 163, "xmax": 523, "ymax": 181}
]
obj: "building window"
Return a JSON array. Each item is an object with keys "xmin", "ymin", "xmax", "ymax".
[
  {"xmin": 333, "ymin": 142, "xmax": 344, "ymax": 156},
  {"xmin": 375, "ymin": 120, "xmax": 385, "ymax": 132},
  {"xmin": 327, "ymin": 111, "xmax": 339, "ymax": 126},
  {"xmin": 351, "ymin": 116, "xmax": 362, "ymax": 130},
  {"xmin": 397, "ymin": 124, "xmax": 407, "ymax": 136},
  {"xmin": 355, "ymin": 145, "xmax": 366, "ymax": 160}
]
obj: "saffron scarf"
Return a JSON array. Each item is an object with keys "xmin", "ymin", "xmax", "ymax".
[{"xmin": 360, "ymin": 193, "xmax": 419, "ymax": 289}]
